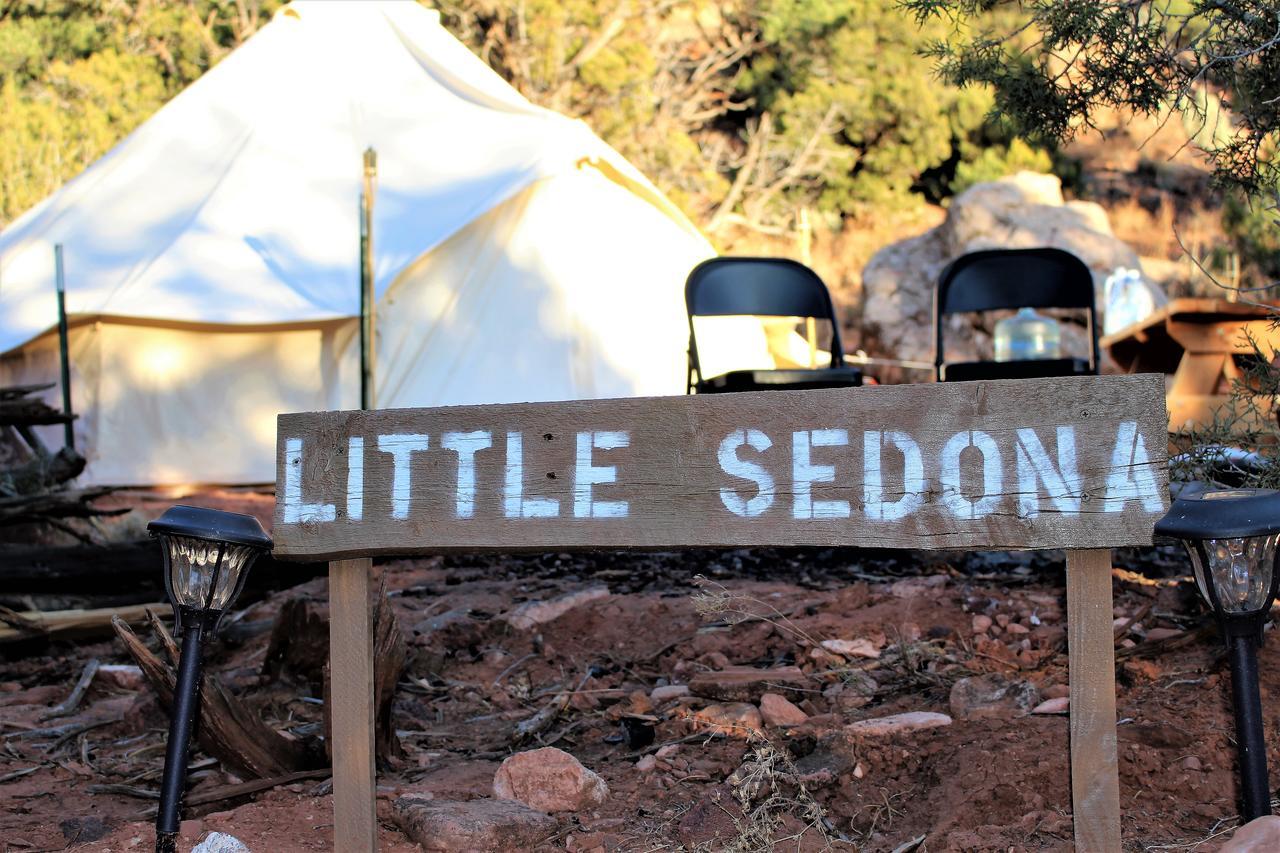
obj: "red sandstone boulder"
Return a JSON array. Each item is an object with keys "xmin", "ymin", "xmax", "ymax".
[{"xmin": 493, "ymin": 747, "xmax": 609, "ymax": 813}]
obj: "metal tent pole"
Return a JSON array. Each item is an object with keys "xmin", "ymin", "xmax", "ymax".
[
  {"xmin": 359, "ymin": 148, "xmax": 378, "ymax": 411},
  {"xmin": 54, "ymin": 244, "xmax": 74, "ymax": 450}
]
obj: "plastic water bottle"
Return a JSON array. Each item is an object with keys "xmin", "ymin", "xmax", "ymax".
[
  {"xmin": 994, "ymin": 307, "xmax": 1061, "ymax": 361},
  {"xmin": 1104, "ymin": 267, "xmax": 1156, "ymax": 335}
]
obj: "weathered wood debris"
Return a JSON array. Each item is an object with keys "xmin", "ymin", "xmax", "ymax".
[{"xmin": 0, "ymin": 382, "xmax": 120, "ymax": 538}]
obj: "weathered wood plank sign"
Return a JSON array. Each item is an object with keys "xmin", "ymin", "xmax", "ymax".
[
  {"xmin": 273, "ymin": 373, "xmax": 1169, "ymax": 853},
  {"xmin": 274, "ymin": 374, "xmax": 1168, "ymax": 557}
]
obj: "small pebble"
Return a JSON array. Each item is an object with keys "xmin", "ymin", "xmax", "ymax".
[{"xmin": 650, "ymin": 685, "xmax": 689, "ymax": 703}]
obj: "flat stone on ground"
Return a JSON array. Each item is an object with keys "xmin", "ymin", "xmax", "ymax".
[
  {"xmin": 688, "ymin": 666, "xmax": 808, "ymax": 702},
  {"xmin": 820, "ymin": 638, "xmax": 881, "ymax": 659},
  {"xmin": 844, "ymin": 712, "xmax": 952, "ymax": 737},
  {"xmin": 502, "ymin": 587, "xmax": 610, "ymax": 631},
  {"xmin": 650, "ymin": 684, "xmax": 690, "ymax": 703},
  {"xmin": 393, "ymin": 796, "xmax": 556, "ymax": 852},
  {"xmin": 1031, "ymin": 697, "xmax": 1070, "ymax": 715}
]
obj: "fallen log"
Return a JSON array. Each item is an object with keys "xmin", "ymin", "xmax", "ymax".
[
  {"xmin": 112, "ymin": 616, "xmax": 321, "ymax": 779},
  {"xmin": 0, "ymin": 603, "xmax": 162, "ymax": 643},
  {"xmin": 0, "ymin": 487, "xmax": 124, "ymax": 534}
]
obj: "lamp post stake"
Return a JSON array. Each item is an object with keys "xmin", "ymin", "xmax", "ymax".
[
  {"xmin": 1229, "ymin": 632, "xmax": 1271, "ymax": 820},
  {"xmin": 1156, "ymin": 487, "xmax": 1280, "ymax": 823},
  {"xmin": 155, "ymin": 619, "xmax": 205, "ymax": 853},
  {"xmin": 147, "ymin": 505, "xmax": 272, "ymax": 852}
]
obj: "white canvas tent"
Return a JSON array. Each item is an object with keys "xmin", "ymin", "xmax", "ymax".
[{"xmin": 0, "ymin": 1, "xmax": 776, "ymax": 486}]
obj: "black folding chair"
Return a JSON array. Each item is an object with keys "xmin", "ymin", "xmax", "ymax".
[
  {"xmin": 935, "ymin": 247, "xmax": 1100, "ymax": 382},
  {"xmin": 685, "ymin": 257, "xmax": 862, "ymax": 394}
]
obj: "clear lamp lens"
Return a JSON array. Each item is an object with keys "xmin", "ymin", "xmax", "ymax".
[
  {"xmin": 165, "ymin": 535, "xmax": 255, "ymax": 611},
  {"xmin": 1186, "ymin": 534, "xmax": 1279, "ymax": 613}
]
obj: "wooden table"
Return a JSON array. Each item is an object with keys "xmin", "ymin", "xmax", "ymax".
[{"xmin": 1101, "ymin": 298, "xmax": 1280, "ymax": 432}]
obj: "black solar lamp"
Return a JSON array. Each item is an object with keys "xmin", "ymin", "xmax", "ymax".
[
  {"xmin": 1156, "ymin": 488, "xmax": 1280, "ymax": 821},
  {"xmin": 148, "ymin": 506, "xmax": 272, "ymax": 853}
]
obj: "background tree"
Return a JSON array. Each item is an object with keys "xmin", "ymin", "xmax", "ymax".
[
  {"xmin": 904, "ymin": 0, "xmax": 1280, "ymax": 484},
  {"xmin": 903, "ymin": 0, "xmax": 1277, "ymax": 191},
  {"xmin": 0, "ymin": 0, "xmax": 280, "ymax": 224},
  {"xmin": 904, "ymin": 0, "xmax": 1278, "ymax": 278}
]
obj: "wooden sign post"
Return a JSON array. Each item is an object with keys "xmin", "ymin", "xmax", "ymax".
[{"xmin": 274, "ymin": 374, "xmax": 1168, "ymax": 851}]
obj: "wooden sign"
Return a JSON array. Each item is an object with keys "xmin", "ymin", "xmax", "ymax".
[
  {"xmin": 278, "ymin": 373, "xmax": 1169, "ymax": 852},
  {"xmin": 274, "ymin": 374, "xmax": 1168, "ymax": 560}
]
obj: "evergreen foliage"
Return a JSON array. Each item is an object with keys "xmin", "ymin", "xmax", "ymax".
[
  {"xmin": 0, "ymin": 0, "xmax": 281, "ymax": 225},
  {"xmin": 904, "ymin": 0, "xmax": 1278, "ymax": 192}
]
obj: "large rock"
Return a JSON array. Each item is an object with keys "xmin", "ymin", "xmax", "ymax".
[
  {"xmin": 493, "ymin": 747, "xmax": 609, "ymax": 813},
  {"xmin": 861, "ymin": 171, "xmax": 1164, "ymax": 364},
  {"xmin": 1222, "ymin": 816, "xmax": 1280, "ymax": 852},
  {"xmin": 392, "ymin": 797, "xmax": 557, "ymax": 852}
]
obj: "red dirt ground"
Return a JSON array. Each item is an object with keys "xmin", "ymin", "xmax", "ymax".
[{"xmin": 0, "ymin": 542, "xmax": 1273, "ymax": 852}]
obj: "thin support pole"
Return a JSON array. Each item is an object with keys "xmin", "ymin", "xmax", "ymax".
[
  {"xmin": 155, "ymin": 621, "xmax": 204, "ymax": 853},
  {"xmin": 329, "ymin": 558, "xmax": 377, "ymax": 852},
  {"xmin": 1066, "ymin": 548, "xmax": 1122, "ymax": 851},
  {"xmin": 1228, "ymin": 633, "xmax": 1271, "ymax": 821},
  {"xmin": 54, "ymin": 244, "xmax": 74, "ymax": 450},
  {"xmin": 359, "ymin": 148, "xmax": 377, "ymax": 411}
]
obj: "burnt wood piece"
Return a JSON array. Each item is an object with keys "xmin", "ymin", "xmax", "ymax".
[
  {"xmin": 1, "ymin": 447, "xmax": 86, "ymax": 496},
  {"xmin": 0, "ymin": 487, "xmax": 120, "ymax": 529},
  {"xmin": 0, "ymin": 383, "xmax": 55, "ymax": 401},
  {"xmin": 372, "ymin": 578, "xmax": 407, "ymax": 761},
  {"xmin": 0, "ymin": 397, "xmax": 75, "ymax": 427},
  {"xmin": 262, "ymin": 598, "xmax": 329, "ymax": 683},
  {"xmin": 112, "ymin": 615, "xmax": 320, "ymax": 779},
  {"xmin": 318, "ymin": 580, "xmax": 406, "ymax": 765}
]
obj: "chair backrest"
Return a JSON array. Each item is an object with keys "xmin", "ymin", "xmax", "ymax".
[
  {"xmin": 934, "ymin": 247, "xmax": 1098, "ymax": 371},
  {"xmin": 685, "ymin": 257, "xmax": 847, "ymax": 386}
]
